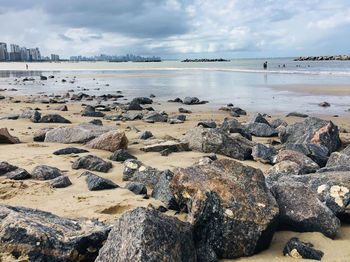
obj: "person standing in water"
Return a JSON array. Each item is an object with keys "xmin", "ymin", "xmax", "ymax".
[
  {"xmin": 26, "ymin": 64, "xmax": 28, "ymax": 70},
  {"xmin": 263, "ymin": 61, "xmax": 267, "ymax": 69}
]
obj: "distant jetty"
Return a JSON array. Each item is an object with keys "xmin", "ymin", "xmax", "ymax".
[
  {"xmin": 294, "ymin": 55, "xmax": 350, "ymax": 61},
  {"xmin": 181, "ymin": 58, "xmax": 229, "ymax": 62}
]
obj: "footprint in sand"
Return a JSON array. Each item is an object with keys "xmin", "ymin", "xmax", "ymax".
[{"xmin": 97, "ymin": 204, "xmax": 132, "ymax": 215}]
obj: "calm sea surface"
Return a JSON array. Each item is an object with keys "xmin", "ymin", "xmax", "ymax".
[{"xmin": 0, "ymin": 58, "xmax": 350, "ymax": 115}]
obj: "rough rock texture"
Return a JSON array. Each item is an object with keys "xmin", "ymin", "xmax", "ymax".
[
  {"xmin": 50, "ymin": 175, "xmax": 72, "ymax": 188},
  {"xmin": 168, "ymin": 115, "xmax": 186, "ymax": 124},
  {"xmin": 279, "ymin": 117, "xmax": 341, "ymax": 153},
  {"xmin": 53, "ymin": 147, "xmax": 89, "ymax": 155},
  {"xmin": 0, "ymin": 204, "xmax": 109, "ymax": 261},
  {"xmin": 0, "ymin": 128, "xmax": 20, "ymax": 144},
  {"xmin": 183, "ymin": 96, "xmax": 200, "ymax": 105},
  {"xmin": 138, "ymin": 131, "xmax": 153, "ymax": 140},
  {"xmin": 19, "ymin": 110, "xmax": 41, "ymax": 123},
  {"xmin": 282, "ymin": 143, "xmax": 329, "ymax": 167},
  {"xmin": 283, "ymin": 238, "xmax": 324, "ymax": 260},
  {"xmin": 251, "ymin": 144, "xmax": 277, "ymax": 164},
  {"xmin": 286, "ymin": 112, "xmax": 308, "ymax": 118},
  {"xmin": 125, "ymin": 182, "xmax": 147, "ymax": 195},
  {"xmin": 220, "ymin": 118, "xmax": 251, "ymax": 140},
  {"xmin": 247, "ymin": 113, "xmax": 270, "ymax": 125},
  {"xmin": 270, "ymin": 118, "xmax": 288, "ymax": 128},
  {"xmin": 271, "ymin": 178, "xmax": 340, "ymax": 239},
  {"xmin": 123, "ymin": 159, "xmax": 164, "ymax": 188},
  {"xmin": 198, "ymin": 120, "xmax": 217, "ymax": 128},
  {"xmin": 244, "ymin": 122, "xmax": 278, "ymax": 137},
  {"xmin": 183, "ymin": 127, "xmax": 254, "ymax": 160},
  {"xmin": 0, "ymin": 161, "xmax": 18, "ymax": 175},
  {"xmin": 151, "ymin": 170, "xmax": 179, "ymax": 210},
  {"xmin": 72, "ymin": 155, "xmax": 112, "ymax": 173},
  {"xmin": 85, "ymin": 130, "xmax": 128, "ymax": 152},
  {"xmin": 6, "ymin": 168, "xmax": 31, "ymax": 180},
  {"xmin": 81, "ymin": 105, "xmax": 105, "ymax": 117},
  {"xmin": 95, "ymin": 207, "xmax": 196, "ymax": 262},
  {"xmin": 265, "ymin": 160, "xmax": 302, "ymax": 177},
  {"xmin": 39, "ymin": 114, "xmax": 71, "ymax": 123},
  {"xmin": 108, "ymin": 149, "xmax": 137, "ymax": 162},
  {"xmin": 326, "ymin": 152, "xmax": 350, "ymax": 168},
  {"xmin": 142, "ymin": 112, "xmax": 167, "ymax": 123},
  {"xmin": 140, "ymin": 141, "xmax": 190, "ymax": 154},
  {"xmin": 31, "ymin": 165, "xmax": 64, "ymax": 180},
  {"xmin": 33, "ymin": 127, "xmax": 53, "ymax": 142},
  {"xmin": 127, "ymin": 99, "xmax": 143, "ymax": 110},
  {"xmin": 45, "ymin": 123, "xmax": 115, "ymax": 144},
  {"xmin": 273, "ymin": 150, "xmax": 319, "ymax": 174},
  {"xmin": 169, "ymin": 159, "xmax": 279, "ymax": 260},
  {"xmin": 80, "ymin": 171, "xmax": 118, "ymax": 191}
]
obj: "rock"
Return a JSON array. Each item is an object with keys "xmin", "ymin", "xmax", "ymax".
[
  {"xmin": 53, "ymin": 147, "xmax": 89, "ymax": 155},
  {"xmin": 317, "ymin": 165, "xmax": 350, "ymax": 173},
  {"xmin": 89, "ymin": 119, "xmax": 103, "ymax": 126},
  {"xmin": 80, "ymin": 171, "xmax": 118, "ymax": 191},
  {"xmin": 50, "ymin": 105, "xmax": 68, "ymax": 111},
  {"xmin": 132, "ymin": 97, "xmax": 153, "ymax": 104},
  {"xmin": 6, "ymin": 168, "xmax": 31, "ymax": 180},
  {"xmin": 168, "ymin": 97, "xmax": 183, "ymax": 103},
  {"xmin": 184, "ymin": 127, "xmax": 254, "ymax": 160},
  {"xmin": 127, "ymin": 99, "xmax": 143, "ymax": 110},
  {"xmin": 326, "ymin": 152, "xmax": 350, "ymax": 167},
  {"xmin": 197, "ymin": 120, "xmax": 217, "ymax": 128},
  {"xmin": 104, "ymin": 114, "xmax": 123, "ymax": 121},
  {"xmin": 286, "ymin": 112, "xmax": 308, "ymax": 118},
  {"xmin": 183, "ymin": 96, "xmax": 200, "ymax": 105},
  {"xmin": 142, "ymin": 112, "xmax": 167, "ymax": 123},
  {"xmin": 169, "ymin": 159, "xmax": 279, "ymax": 260},
  {"xmin": 50, "ymin": 175, "xmax": 72, "ymax": 188},
  {"xmin": 179, "ymin": 107, "xmax": 192, "ymax": 113},
  {"xmin": 72, "ymin": 155, "xmax": 112, "ymax": 173},
  {"xmin": 33, "ymin": 127, "xmax": 53, "ymax": 142},
  {"xmin": 318, "ymin": 101, "xmax": 330, "ymax": 107},
  {"xmin": 140, "ymin": 140, "xmax": 190, "ymax": 154},
  {"xmin": 108, "ymin": 149, "xmax": 137, "ymax": 162},
  {"xmin": 0, "ymin": 204, "xmax": 109, "ymax": 261},
  {"xmin": 271, "ymin": 178, "xmax": 340, "ymax": 238},
  {"xmin": 265, "ymin": 160, "xmax": 302, "ymax": 177},
  {"xmin": 82, "ymin": 105, "xmax": 105, "ymax": 117},
  {"xmin": 138, "ymin": 131, "xmax": 153, "ymax": 139},
  {"xmin": 125, "ymin": 182, "xmax": 147, "ymax": 195},
  {"xmin": 220, "ymin": 118, "xmax": 251, "ymax": 139},
  {"xmin": 247, "ymin": 113, "xmax": 270, "ymax": 125},
  {"xmin": 45, "ymin": 123, "xmax": 115, "ymax": 144},
  {"xmin": 39, "ymin": 114, "xmax": 71, "ymax": 123},
  {"xmin": 151, "ymin": 170, "xmax": 179, "ymax": 210},
  {"xmin": 252, "ymin": 144, "xmax": 277, "ymax": 164},
  {"xmin": 0, "ymin": 128, "xmax": 20, "ymax": 144},
  {"xmin": 168, "ymin": 115, "xmax": 186, "ymax": 124},
  {"xmin": 270, "ymin": 118, "xmax": 288, "ymax": 128},
  {"xmin": 283, "ymin": 238, "xmax": 324, "ymax": 260},
  {"xmin": 279, "ymin": 117, "xmax": 341, "ymax": 153},
  {"xmin": 0, "ymin": 161, "xmax": 18, "ymax": 175},
  {"xmin": 244, "ymin": 122, "xmax": 278, "ymax": 137},
  {"xmin": 230, "ymin": 107, "xmax": 247, "ymax": 115},
  {"xmin": 95, "ymin": 207, "xmax": 196, "ymax": 262},
  {"xmin": 20, "ymin": 110, "xmax": 41, "ymax": 122},
  {"xmin": 123, "ymin": 159, "xmax": 164, "ymax": 188},
  {"xmin": 0, "ymin": 114, "xmax": 19, "ymax": 120},
  {"xmin": 31, "ymin": 165, "xmax": 64, "ymax": 180},
  {"xmin": 121, "ymin": 112, "xmax": 142, "ymax": 121},
  {"xmin": 40, "ymin": 75, "xmax": 48, "ymax": 80},
  {"xmin": 85, "ymin": 130, "xmax": 128, "ymax": 152},
  {"xmin": 274, "ymin": 150, "xmax": 319, "ymax": 174},
  {"xmin": 282, "ymin": 143, "xmax": 329, "ymax": 167}
]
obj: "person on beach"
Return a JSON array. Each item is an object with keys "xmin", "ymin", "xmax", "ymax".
[
  {"xmin": 263, "ymin": 61, "xmax": 267, "ymax": 69},
  {"xmin": 26, "ymin": 64, "xmax": 28, "ymax": 70}
]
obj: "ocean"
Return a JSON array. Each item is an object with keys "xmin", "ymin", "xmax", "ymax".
[{"xmin": 0, "ymin": 58, "xmax": 350, "ymax": 115}]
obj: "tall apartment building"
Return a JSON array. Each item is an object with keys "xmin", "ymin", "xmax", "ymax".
[
  {"xmin": 0, "ymin": 42, "xmax": 8, "ymax": 61},
  {"xmin": 29, "ymin": 48, "xmax": 41, "ymax": 61},
  {"xmin": 51, "ymin": 54, "xmax": 59, "ymax": 61}
]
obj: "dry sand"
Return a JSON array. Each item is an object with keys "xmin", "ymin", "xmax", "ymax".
[{"xmin": 0, "ymin": 96, "xmax": 350, "ymax": 261}]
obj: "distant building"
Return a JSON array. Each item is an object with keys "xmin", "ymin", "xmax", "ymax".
[
  {"xmin": 10, "ymin": 44, "xmax": 20, "ymax": 53},
  {"xmin": 29, "ymin": 48, "xmax": 41, "ymax": 61},
  {"xmin": 0, "ymin": 42, "xmax": 8, "ymax": 61},
  {"xmin": 51, "ymin": 54, "xmax": 60, "ymax": 61},
  {"xmin": 20, "ymin": 47, "xmax": 30, "ymax": 61}
]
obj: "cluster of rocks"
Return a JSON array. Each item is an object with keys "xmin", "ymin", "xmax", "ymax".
[
  {"xmin": 168, "ymin": 96, "xmax": 208, "ymax": 105},
  {"xmin": 294, "ymin": 55, "xmax": 350, "ymax": 61}
]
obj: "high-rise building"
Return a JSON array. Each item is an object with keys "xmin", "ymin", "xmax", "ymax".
[
  {"xmin": 29, "ymin": 48, "xmax": 41, "ymax": 61},
  {"xmin": 10, "ymin": 44, "xmax": 20, "ymax": 53},
  {"xmin": 0, "ymin": 42, "xmax": 8, "ymax": 61},
  {"xmin": 51, "ymin": 54, "xmax": 59, "ymax": 61}
]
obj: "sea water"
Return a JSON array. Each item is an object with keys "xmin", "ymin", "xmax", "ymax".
[{"xmin": 0, "ymin": 58, "xmax": 350, "ymax": 114}]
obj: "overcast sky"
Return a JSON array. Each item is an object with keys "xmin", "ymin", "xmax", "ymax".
[{"xmin": 1, "ymin": 0, "xmax": 349, "ymax": 59}]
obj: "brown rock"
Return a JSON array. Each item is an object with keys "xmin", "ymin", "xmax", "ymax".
[
  {"xmin": 274, "ymin": 150, "xmax": 319, "ymax": 174},
  {"xmin": 0, "ymin": 128, "xmax": 20, "ymax": 144},
  {"xmin": 85, "ymin": 130, "xmax": 128, "ymax": 152}
]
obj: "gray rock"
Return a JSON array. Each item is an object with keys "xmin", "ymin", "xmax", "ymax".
[
  {"xmin": 271, "ymin": 178, "xmax": 340, "ymax": 239},
  {"xmin": 138, "ymin": 131, "xmax": 153, "ymax": 139},
  {"xmin": 0, "ymin": 204, "xmax": 109, "ymax": 261},
  {"xmin": 247, "ymin": 113, "xmax": 270, "ymax": 125},
  {"xmin": 168, "ymin": 114, "xmax": 186, "ymax": 124},
  {"xmin": 20, "ymin": 110, "xmax": 42, "ymax": 122},
  {"xmin": 109, "ymin": 150, "xmax": 136, "ymax": 163},
  {"xmin": 252, "ymin": 143, "xmax": 277, "ymax": 164},
  {"xmin": 89, "ymin": 119, "xmax": 103, "ymax": 126},
  {"xmin": 286, "ymin": 112, "xmax": 308, "ymax": 118},
  {"xmin": 82, "ymin": 105, "xmax": 105, "ymax": 117},
  {"xmin": 183, "ymin": 96, "xmax": 200, "ymax": 105},
  {"xmin": 282, "ymin": 143, "xmax": 329, "ymax": 167},
  {"xmin": 244, "ymin": 122, "xmax": 278, "ymax": 137},
  {"xmin": 142, "ymin": 112, "xmax": 167, "ymax": 123},
  {"xmin": 50, "ymin": 175, "xmax": 72, "ymax": 188},
  {"xmin": 0, "ymin": 161, "xmax": 18, "ymax": 175},
  {"xmin": 45, "ymin": 123, "xmax": 115, "ymax": 143},
  {"xmin": 0, "ymin": 114, "xmax": 19, "ymax": 120},
  {"xmin": 31, "ymin": 165, "xmax": 64, "ymax": 180},
  {"xmin": 125, "ymin": 182, "xmax": 147, "ymax": 195},
  {"xmin": 140, "ymin": 140, "xmax": 190, "ymax": 154},
  {"xmin": 6, "ymin": 168, "xmax": 31, "ymax": 180},
  {"xmin": 283, "ymin": 237, "xmax": 324, "ymax": 260},
  {"xmin": 179, "ymin": 107, "xmax": 192, "ymax": 114},
  {"xmin": 197, "ymin": 120, "xmax": 217, "ymax": 128},
  {"xmin": 274, "ymin": 150, "xmax": 320, "ymax": 174},
  {"xmin": 326, "ymin": 152, "xmax": 350, "ymax": 167},
  {"xmin": 104, "ymin": 114, "xmax": 123, "ymax": 121},
  {"xmin": 230, "ymin": 107, "xmax": 247, "ymax": 115},
  {"xmin": 220, "ymin": 118, "xmax": 251, "ymax": 140},
  {"xmin": 33, "ymin": 127, "xmax": 53, "ymax": 142},
  {"xmin": 127, "ymin": 99, "xmax": 143, "ymax": 110},
  {"xmin": 80, "ymin": 171, "xmax": 118, "ymax": 191},
  {"xmin": 132, "ymin": 97, "xmax": 153, "ymax": 104},
  {"xmin": 265, "ymin": 161, "xmax": 303, "ymax": 178},
  {"xmin": 184, "ymin": 127, "xmax": 254, "ymax": 160},
  {"xmin": 270, "ymin": 118, "xmax": 288, "ymax": 128},
  {"xmin": 72, "ymin": 155, "xmax": 112, "ymax": 173},
  {"xmin": 53, "ymin": 147, "xmax": 89, "ymax": 155},
  {"xmin": 151, "ymin": 170, "xmax": 179, "ymax": 210},
  {"xmin": 95, "ymin": 207, "xmax": 196, "ymax": 262},
  {"xmin": 317, "ymin": 165, "xmax": 350, "ymax": 173},
  {"xmin": 39, "ymin": 114, "xmax": 71, "ymax": 123}
]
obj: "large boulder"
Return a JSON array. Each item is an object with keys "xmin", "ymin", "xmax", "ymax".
[
  {"xmin": 273, "ymin": 150, "xmax": 319, "ymax": 174},
  {"xmin": 251, "ymin": 143, "xmax": 277, "ymax": 164},
  {"xmin": 85, "ymin": 130, "xmax": 128, "ymax": 152},
  {"xmin": 31, "ymin": 165, "xmax": 64, "ymax": 180},
  {"xmin": 39, "ymin": 114, "xmax": 71, "ymax": 123},
  {"xmin": 45, "ymin": 123, "xmax": 115, "ymax": 143},
  {"xmin": 326, "ymin": 152, "xmax": 350, "ymax": 168},
  {"xmin": 271, "ymin": 178, "xmax": 340, "ymax": 238},
  {"xmin": 265, "ymin": 160, "xmax": 302, "ymax": 177},
  {"xmin": 19, "ymin": 110, "xmax": 41, "ymax": 123},
  {"xmin": 95, "ymin": 207, "xmax": 196, "ymax": 262},
  {"xmin": 169, "ymin": 159, "xmax": 279, "ymax": 260},
  {"xmin": 279, "ymin": 117, "xmax": 341, "ymax": 153},
  {"xmin": 220, "ymin": 118, "xmax": 251, "ymax": 140},
  {"xmin": 142, "ymin": 112, "xmax": 167, "ymax": 123},
  {"xmin": 81, "ymin": 105, "xmax": 105, "ymax": 117},
  {"xmin": 151, "ymin": 170, "xmax": 179, "ymax": 210},
  {"xmin": 0, "ymin": 128, "xmax": 20, "ymax": 144},
  {"xmin": 183, "ymin": 127, "xmax": 254, "ymax": 160},
  {"xmin": 247, "ymin": 113, "xmax": 270, "ymax": 125},
  {"xmin": 244, "ymin": 122, "xmax": 278, "ymax": 137},
  {"xmin": 33, "ymin": 127, "xmax": 53, "ymax": 142},
  {"xmin": 282, "ymin": 143, "xmax": 329, "ymax": 167},
  {"xmin": 0, "ymin": 204, "xmax": 109, "ymax": 261},
  {"xmin": 72, "ymin": 155, "xmax": 112, "ymax": 173}
]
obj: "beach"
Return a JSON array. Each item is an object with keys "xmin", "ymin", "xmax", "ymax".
[{"xmin": 0, "ymin": 64, "xmax": 350, "ymax": 261}]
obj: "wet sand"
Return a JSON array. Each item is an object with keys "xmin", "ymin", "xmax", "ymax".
[{"xmin": 270, "ymin": 84, "xmax": 350, "ymax": 96}]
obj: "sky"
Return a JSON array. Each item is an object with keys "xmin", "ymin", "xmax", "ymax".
[{"xmin": 0, "ymin": 0, "xmax": 349, "ymax": 59}]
